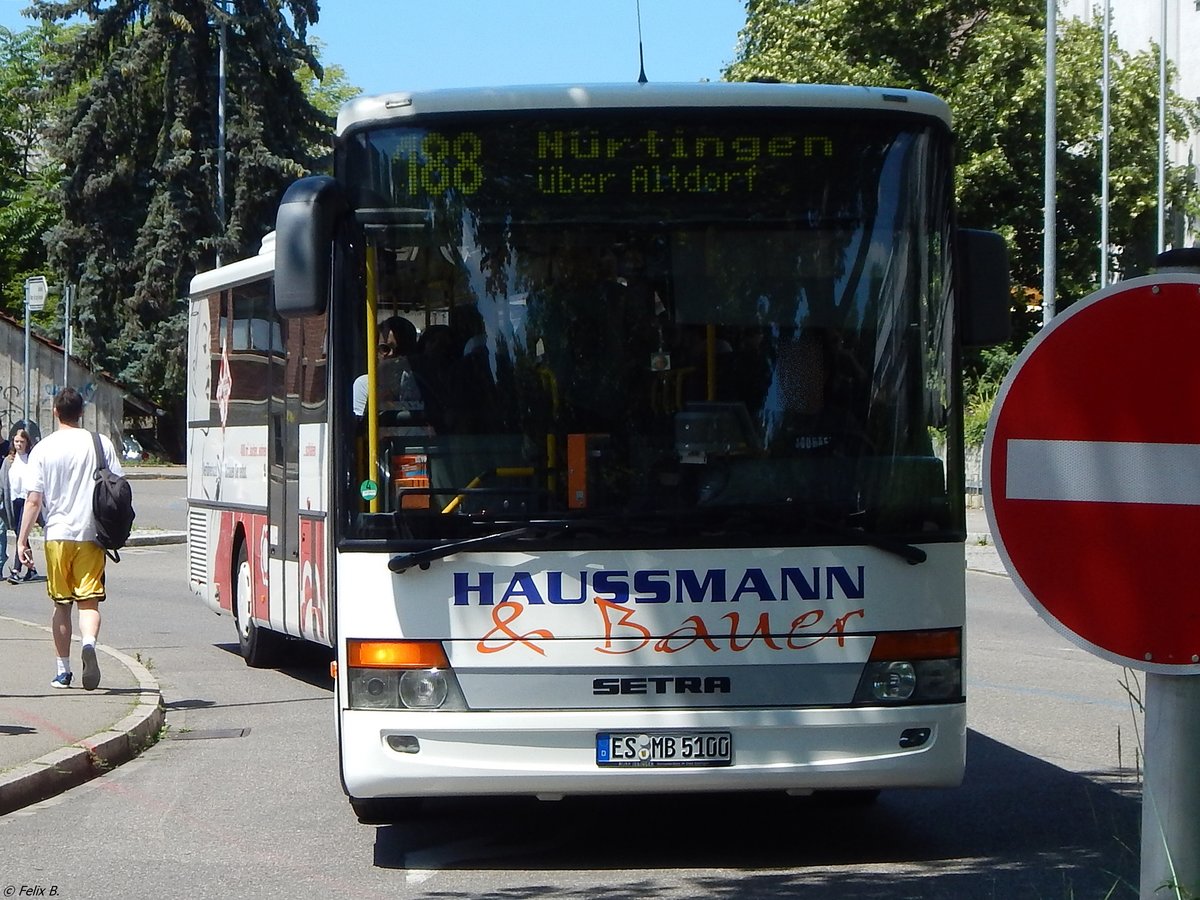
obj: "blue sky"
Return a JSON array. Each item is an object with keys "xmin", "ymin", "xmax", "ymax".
[{"xmin": 0, "ymin": 1, "xmax": 748, "ymax": 96}]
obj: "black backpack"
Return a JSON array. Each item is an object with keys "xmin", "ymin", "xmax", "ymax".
[{"xmin": 91, "ymin": 431, "xmax": 135, "ymax": 561}]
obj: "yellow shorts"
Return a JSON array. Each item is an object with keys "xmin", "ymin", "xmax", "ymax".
[{"xmin": 44, "ymin": 541, "xmax": 107, "ymax": 605}]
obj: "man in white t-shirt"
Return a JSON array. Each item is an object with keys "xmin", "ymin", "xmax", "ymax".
[{"xmin": 16, "ymin": 387, "xmax": 125, "ymax": 691}]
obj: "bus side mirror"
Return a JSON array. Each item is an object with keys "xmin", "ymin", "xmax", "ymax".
[
  {"xmin": 957, "ymin": 228, "xmax": 1011, "ymax": 348},
  {"xmin": 274, "ymin": 175, "xmax": 346, "ymax": 318}
]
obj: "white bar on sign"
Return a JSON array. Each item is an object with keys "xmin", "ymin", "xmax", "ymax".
[{"xmin": 1006, "ymin": 439, "xmax": 1200, "ymax": 505}]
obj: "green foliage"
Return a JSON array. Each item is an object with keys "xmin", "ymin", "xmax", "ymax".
[
  {"xmin": 962, "ymin": 381, "xmax": 996, "ymax": 447},
  {"xmin": 301, "ymin": 37, "xmax": 359, "ymax": 120},
  {"xmin": 727, "ymin": 0, "xmax": 1200, "ymax": 340},
  {"xmin": 0, "ymin": 0, "xmax": 1195, "ymax": 459},
  {"xmin": 0, "ymin": 22, "xmax": 69, "ymax": 322},
  {"xmin": 962, "ymin": 346, "xmax": 1017, "ymax": 444},
  {"xmin": 21, "ymin": 0, "xmax": 334, "ymax": 413}
]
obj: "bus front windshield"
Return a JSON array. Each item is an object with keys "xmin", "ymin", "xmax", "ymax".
[{"xmin": 338, "ymin": 109, "xmax": 959, "ymax": 547}]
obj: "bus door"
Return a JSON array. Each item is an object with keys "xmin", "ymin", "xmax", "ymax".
[{"xmin": 267, "ymin": 312, "xmax": 301, "ymax": 631}]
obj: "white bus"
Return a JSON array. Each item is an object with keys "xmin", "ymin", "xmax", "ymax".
[{"xmin": 187, "ymin": 82, "xmax": 1009, "ymax": 822}]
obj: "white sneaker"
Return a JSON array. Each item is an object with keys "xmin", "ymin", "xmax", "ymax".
[{"xmin": 81, "ymin": 644, "xmax": 101, "ymax": 691}]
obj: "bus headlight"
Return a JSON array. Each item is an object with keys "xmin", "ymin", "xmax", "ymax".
[
  {"xmin": 856, "ymin": 658, "xmax": 961, "ymax": 704},
  {"xmin": 349, "ymin": 670, "xmax": 401, "ymax": 709},
  {"xmin": 912, "ymin": 657, "xmax": 960, "ymax": 700},
  {"xmin": 399, "ymin": 669, "xmax": 449, "ymax": 708},
  {"xmin": 852, "ymin": 630, "xmax": 963, "ymax": 705},
  {"xmin": 346, "ymin": 639, "xmax": 468, "ymax": 710},
  {"xmin": 869, "ymin": 661, "xmax": 917, "ymax": 700}
]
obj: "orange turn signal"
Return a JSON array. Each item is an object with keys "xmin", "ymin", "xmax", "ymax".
[
  {"xmin": 868, "ymin": 629, "xmax": 961, "ymax": 661},
  {"xmin": 347, "ymin": 639, "xmax": 449, "ymax": 669}
]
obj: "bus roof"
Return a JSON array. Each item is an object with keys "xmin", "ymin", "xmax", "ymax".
[
  {"xmin": 336, "ymin": 82, "xmax": 952, "ymax": 137},
  {"xmin": 189, "ymin": 232, "xmax": 275, "ymax": 298}
]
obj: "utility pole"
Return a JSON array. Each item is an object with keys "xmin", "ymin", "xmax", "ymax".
[
  {"xmin": 1157, "ymin": 0, "xmax": 1167, "ymax": 253},
  {"xmin": 62, "ymin": 283, "xmax": 73, "ymax": 389},
  {"xmin": 1100, "ymin": 0, "xmax": 1110, "ymax": 287},
  {"xmin": 1043, "ymin": 0, "xmax": 1057, "ymax": 322},
  {"xmin": 216, "ymin": 0, "xmax": 229, "ymax": 266}
]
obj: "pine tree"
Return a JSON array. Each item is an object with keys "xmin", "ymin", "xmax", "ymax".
[{"xmin": 29, "ymin": 0, "xmax": 332, "ymax": 420}]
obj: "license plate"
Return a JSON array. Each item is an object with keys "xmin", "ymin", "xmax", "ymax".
[{"xmin": 596, "ymin": 731, "xmax": 732, "ymax": 767}]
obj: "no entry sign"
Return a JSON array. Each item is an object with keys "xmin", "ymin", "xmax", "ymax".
[{"xmin": 984, "ymin": 274, "xmax": 1200, "ymax": 673}]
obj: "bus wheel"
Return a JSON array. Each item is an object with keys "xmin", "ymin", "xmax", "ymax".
[
  {"xmin": 234, "ymin": 541, "xmax": 282, "ymax": 668},
  {"xmin": 350, "ymin": 797, "xmax": 422, "ymax": 824}
]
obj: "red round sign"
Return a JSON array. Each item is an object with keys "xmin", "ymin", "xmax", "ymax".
[{"xmin": 985, "ymin": 274, "xmax": 1200, "ymax": 673}]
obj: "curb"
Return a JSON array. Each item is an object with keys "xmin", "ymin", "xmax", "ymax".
[
  {"xmin": 0, "ymin": 622, "xmax": 165, "ymax": 816},
  {"xmin": 23, "ymin": 531, "xmax": 186, "ymax": 548},
  {"xmin": 125, "ymin": 531, "xmax": 185, "ymax": 546}
]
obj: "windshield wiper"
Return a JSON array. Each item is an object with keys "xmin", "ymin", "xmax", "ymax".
[
  {"xmin": 388, "ymin": 519, "xmax": 602, "ymax": 573},
  {"xmin": 387, "ymin": 510, "xmax": 926, "ymax": 572},
  {"xmin": 388, "ymin": 526, "xmax": 534, "ymax": 573},
  {"xmin": 389, "ymin": 511, "xmax": 677, "ymax": 572},
  {"xmin": 713, "ymin": 505, "xmax": 927, "ymax": 565},
  {"xmin": 840, "ymin": 527, "xmax": 927, "ymax": 565}
]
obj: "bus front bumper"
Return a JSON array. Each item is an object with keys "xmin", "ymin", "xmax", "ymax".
[{"xmin": 340, "ymin": 703, "xmax": 966, "ymax": 800}]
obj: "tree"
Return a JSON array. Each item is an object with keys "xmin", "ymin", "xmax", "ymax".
[
  {"xmin": 726, "ymin": 0, "xmax": 1199, "ymax": 336},
  {"xmin": 0, "ymin": 22, "xmax": 69, "ymax": 320},
  {"xmin": 25, "ymin": 0, "xmax": 334, "ymax": 443},
  {"xmin": 300, "ymin": 36, "xmax": 358, "ymax": 118}
]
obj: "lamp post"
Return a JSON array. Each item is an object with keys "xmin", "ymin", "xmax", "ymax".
[
  {"xmin": 215, "ymin": 0, "xmax": 229, "ymax": 265},
  {"xmin": 22, "ymin": 276, "xmax": 47, "ymax": 428},
  {"xmin": 1157, "ymin": 0, "xmax": 1167, "ymax": 253},
  {"xmin": 62, "ymin": 282, "xmax": 73, "ymax": 389},
  {"xmin": 1043, "ymin": 0, "xmax": 1057, "ymax": 322},
  {"xmin": 1100, "ymin": 0, "xmax": 1110, "ymax": 287}
]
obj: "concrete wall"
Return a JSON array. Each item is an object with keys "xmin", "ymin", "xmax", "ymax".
[{"xmin": 0, "ymin": 313, "xmax": 126, "ymax": 447}]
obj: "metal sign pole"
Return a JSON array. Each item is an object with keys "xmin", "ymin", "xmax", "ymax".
[
  {"xmin": 22, "ymin": 276, "xmax": 47, "ymax": 428},
  {"xmin": 984, "ymin": 251, "xmax": 1200, "ymax": 900},
  {"xmin": 1136, "ymin": 253, "xmax": 1200, "ymax": 900},
  {"xmin": 1140, "ymin": 674, "xmax": 1200, "ymax": 898},
  {"xmin": 22, "ymin": 307, "xmax": 29, "ymax": 425},
  {"xmin": 1043, "ymin": 0, "xmax": 1056, "ymax": 321}
]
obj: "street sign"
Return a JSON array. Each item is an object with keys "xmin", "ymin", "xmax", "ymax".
[
  {"xmin": 984, "ymin": 274, "xmax": 1200, "ymax": 674},
  {"xmin": 24, "ymin": 275, "xmax": 47, "ymax": 311}
]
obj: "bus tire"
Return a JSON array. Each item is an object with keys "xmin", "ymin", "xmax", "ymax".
[
  {"xmin": 234, "ymin": 540, "xmax": 283, "ymax": 668},
  {"xmin": 350, "ymin": 797, "xmax": 422, "ymax": 824}
]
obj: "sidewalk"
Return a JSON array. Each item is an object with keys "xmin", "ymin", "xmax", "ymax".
[
  {"xmin": 0, "ymin": 615, "xmax": 164, "ymax": 815},
  {"xmin": 0, "ymin": 465, "xmax": 179, "ymax": 815},
  {"xmin": 965, "ymin": 505, "xmax": 1007, "ymax": 577}
]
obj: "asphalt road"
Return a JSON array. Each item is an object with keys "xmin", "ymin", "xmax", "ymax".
[{"xmin": 122, "ymin": 471, "xmax": 186, "ymax": 533}]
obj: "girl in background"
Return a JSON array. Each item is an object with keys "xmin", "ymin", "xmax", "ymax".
[
  {"xmin": 0, "ymin": 431, "xmax": 9, "ymax": 578},
  {"xmin": 5, "ymin": 427, "xmax": 37, "ymax": 582}
]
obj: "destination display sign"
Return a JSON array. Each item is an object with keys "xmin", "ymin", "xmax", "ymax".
[
  {"xmin": 390, "ymin": 127, "xmax": 837, "ymax": 199},
  {"xmin": 347, "ymin": 114, "xmax": 939, "ymax": 217}
]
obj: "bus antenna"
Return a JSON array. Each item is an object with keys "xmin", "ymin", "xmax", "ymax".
[{"xmin": 635, "ymin": 0, "xmax": 648, "ymax": 83}]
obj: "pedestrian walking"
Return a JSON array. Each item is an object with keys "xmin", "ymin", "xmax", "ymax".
[
  {"xmin": 5, "ymin": 426, "xmax": 37, "ymax": 582},
  {"xmin": 15, "ymin": 388, "xmax": 125, "ymax": 691}
]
